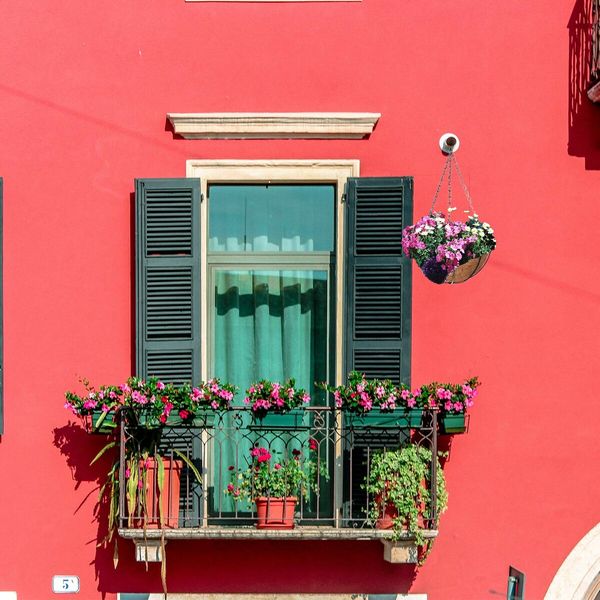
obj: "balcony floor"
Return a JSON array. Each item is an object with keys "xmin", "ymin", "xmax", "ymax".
[{"xmin": 119, "ymin": 526, "xmax": 439, "ymax": 541}]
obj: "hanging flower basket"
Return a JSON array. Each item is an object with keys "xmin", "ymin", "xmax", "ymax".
[{"xmin": 402, "ymin": 145, "xmax": 496, "ymax": 285}]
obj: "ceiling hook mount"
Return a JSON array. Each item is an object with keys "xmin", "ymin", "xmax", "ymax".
[{"xmin": 439, "ymin": 132, "xmax": 460, "ymax": 155}]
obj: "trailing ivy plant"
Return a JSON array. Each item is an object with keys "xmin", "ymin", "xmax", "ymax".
[{"xmin": 365, "ymin": 444, "xmax": 448, "ymax": 562}]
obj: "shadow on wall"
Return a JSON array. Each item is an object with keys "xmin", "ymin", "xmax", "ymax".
[
  {"xmin": 568, "ymin": 0, "xmax": 600, "ymax": 169},
  {"xmin": 53, "ymin": 422, "xmax": 121, "ymax": 593}
]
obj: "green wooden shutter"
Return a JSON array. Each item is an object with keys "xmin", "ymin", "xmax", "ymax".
[
  {"xmin": 344, "ymin": 177, "xmax": 412, "ymax": 385},
  {"xmin": 135, "ymin": 178, "xmax": 201, "ymax": 385}
]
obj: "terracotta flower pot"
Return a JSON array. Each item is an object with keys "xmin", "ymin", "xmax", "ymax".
[
  {"xmin": 255, "ymin": 496, "xmax": 297, "ymax": 529},
  {"xmin": 374, "ymin": 494, "xmax": 398, "ymax": 530},
  {"xmin": 137, "ymin": 457, "xmax": 183, "ymax": 528},
  {"xmin": 374, "ymin": 489, "xmax": 426, "ymax": 530}
]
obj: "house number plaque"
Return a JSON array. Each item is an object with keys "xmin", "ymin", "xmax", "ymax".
[{"xmin": 51, "ymin": 576, "xmax": 79, "ymax": 594}]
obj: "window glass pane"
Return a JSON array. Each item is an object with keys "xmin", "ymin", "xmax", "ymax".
[
  {"xmin": 208, "ymin": 184, "xmax": 335, "ymax": 252},
  {"xmin": 212, "ymin": 269, "xmax": 328, "ymax": 402}
]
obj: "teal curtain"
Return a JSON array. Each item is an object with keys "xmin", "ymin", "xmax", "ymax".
[
  {"xmin": 213, "ymin": 269, "xmax": 328, "ymax": 400},
  {"xmin": 211, "ymin": 269, "xmax": 328, "ymax": 517}
]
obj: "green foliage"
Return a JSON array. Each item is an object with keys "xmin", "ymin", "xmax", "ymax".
[
  {"xmin": 226, "ymin": 444, "xmax": 328, "ymax": 502},
  {"xmin": 365, "ymin": 445, "xmax": 448, "ymax": 553},
  {"xmin": 64, "ymin": 376, "xmax": 238, "ymax": 431}
]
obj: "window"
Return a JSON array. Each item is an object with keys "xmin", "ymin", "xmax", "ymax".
[
  {"xmin": 208, "ymin": 183, "xmax": 335, "ymax": 402},
  {"xmin": 132, "ymin": 165, "xmax": 413, "ymax": 534},
  {"xmin": 135, "ymin": 161, "xmax": 411, "ymax": 390}
]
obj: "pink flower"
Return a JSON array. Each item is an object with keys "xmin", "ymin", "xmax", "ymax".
[
  {"xmin": 227, "ymin": 483, "xmax": 234, "ymax": 492},
  {"xmin": 436, "ymin": 388, "xmax": 452, "ymax": 401},
  {"xmin": 156, "ymin": 381, "xmax": 165, "ymax": 390},
  {"xmin": 179, "ymin": 409, "xmax": 190, "ymax": 419},
  {"xmin": 274, "ymin": 463, "xmax": 282, "ymax": 470},
  {"xmin": 302, "ymin": 393, "xmax": 311, "ymax": 404},
  {"xmin": 334, "ymin": 391, "xmax": 342, "ymax": 408},
  {"xmin": 309, "ymin": 438, "xmax": 318, "ymax": 451},
  {"xmin": 257, "ymin": 451, "xmax": 271, "ymax": 463},
  {"xmin": 125, "ymin": 467, "xmax": 131, "ymax": 478}
]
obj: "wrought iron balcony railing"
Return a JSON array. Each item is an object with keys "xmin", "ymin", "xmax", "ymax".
[{"xmin": 117, "ymin": 407, "xmax": 440, "ymax": 550}]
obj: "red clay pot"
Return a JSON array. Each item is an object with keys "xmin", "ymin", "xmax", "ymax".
[
  {"xmin": 255, "ymin": 496, "xmax": 297, "ymax": 529},
  {"xmin": 139, "ymin": 457, "xmax": 183, "ymax": 528}
]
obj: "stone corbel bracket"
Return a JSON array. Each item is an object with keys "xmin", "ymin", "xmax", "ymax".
[{"xmin": 166, "ymin": 112, "xmax": 381, "ymax": 139}]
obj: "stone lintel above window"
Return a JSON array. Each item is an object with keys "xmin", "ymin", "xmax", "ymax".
[{"xmin": 167, "ymin": 112, "xmax": 380, "ymax": 139}]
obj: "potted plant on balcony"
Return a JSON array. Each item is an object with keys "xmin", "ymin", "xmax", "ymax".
[
  {"xmin": 402, "ymin": 212, "xmax": 496, "ymax": 284},
  {"xmin": 65, "ymin": 376, "xmax": 237, "ymax": 431},
  {"xmin": 319, "ymin": 371, "xmax": 424, "ymax": 429},
  {"xmin": 64, "ymin": 378, "xmax": 120, "ymax": 434},
  {"xmin": 421, "ymin": 376, "xmax": 479, "ymax": 434},
  {"xmin": 365, "ymin": 444, "xmax": 448, "ymax": 562},
  {"xmin": 245, "ymin": 378, "xmax": 311, "ymax": 429},
  {"xmin": 225, "ymin": 443, "xmax": 327, "ymax": 529},
  {"xmin": 170, "ymin": 378, "xmax": 237, "ymax": 428}
]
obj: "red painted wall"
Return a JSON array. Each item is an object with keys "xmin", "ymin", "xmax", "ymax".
[{"xmin": 0, "ymin": 1, "xmax": 597, "ymax": 599}]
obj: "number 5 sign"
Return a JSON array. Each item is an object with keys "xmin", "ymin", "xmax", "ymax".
[{"xmin": 51, "ymin": 576, "xmax": 80, "ymax": 594}]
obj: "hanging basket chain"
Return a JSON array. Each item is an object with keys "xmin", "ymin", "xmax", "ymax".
[
  {"xmin": 429, "ymin": 153, "xmax": 451, "ymax": 213},
  {"xmin": 447, "ymin": 155, "xmax": 452, "ymax": 213},
  {"xmin": 450, "ymin": 153, "xmax": 475, "ymax": 214},
  {"xmin": 429, "ymin": 152, "xmax": 476, "ymax": 215}
]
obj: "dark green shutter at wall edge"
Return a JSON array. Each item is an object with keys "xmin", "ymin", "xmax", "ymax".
[{"xmin": 343, "ymin": 176, "xmax": 412, "ymax": 386}]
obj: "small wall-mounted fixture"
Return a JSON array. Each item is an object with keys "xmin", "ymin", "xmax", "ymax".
[{"xmin": 439, "ymin": 132, "xmax": 460, "ymax": 154}]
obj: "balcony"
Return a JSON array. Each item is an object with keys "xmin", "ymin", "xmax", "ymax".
[{"xmin": 117, "ymin": 407, "xmax": 441, "ymax": 563}]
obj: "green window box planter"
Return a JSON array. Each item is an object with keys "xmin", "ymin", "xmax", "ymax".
[
  {"xmin": 87, "ymin": 410, "xmax": 118, "ymax": 434},
  {"xmin": 250, "ymin": 409, "xmax": 309, "ymax": 430},
  {"xmin": 440, "ymin": 413, "xmax": 467, "ymax": 434},
  {"xmin": 165, "ymin": 410, "xmax": 217, "ymax": 428},
  {"xmin": 128, "ymin": 410, "xmax": 218, "ymax": 430},
  {"xmin": 344, "ymin": 409, "xmax": 423, "ymax": 429}
]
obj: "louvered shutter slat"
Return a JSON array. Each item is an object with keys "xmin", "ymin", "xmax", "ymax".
[
  {"xmin": 344, "ymin": 177, "xmax": 412, "ymax": 386},
  {"xmin": 136, "ymin": 179, "xmax": 201, "ymax": 385}
]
